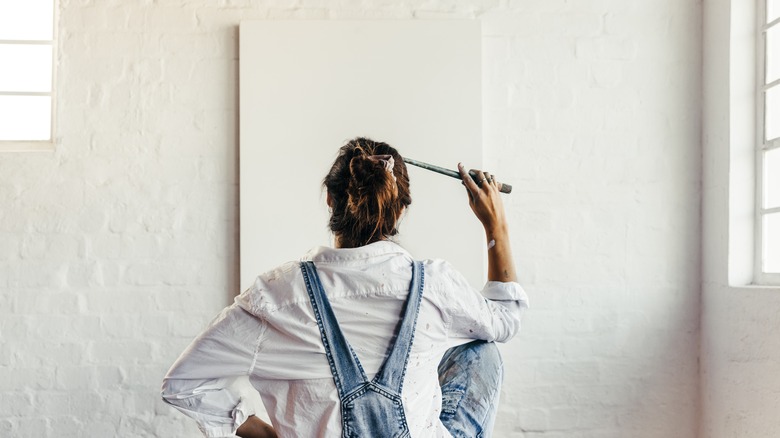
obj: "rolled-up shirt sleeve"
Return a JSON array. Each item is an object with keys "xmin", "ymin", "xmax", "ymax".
[
  {"xmin": 161, "ymin": 298, "xmax": 265, "ymax": 437},
  {"xmin": 440, "ymin": 262, "xmax": 529, "ymax": 344}
]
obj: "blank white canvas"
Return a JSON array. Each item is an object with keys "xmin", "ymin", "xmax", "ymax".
[{"xmin": 239, "ymin": 19, "xmax": 483, "ymax": 291}]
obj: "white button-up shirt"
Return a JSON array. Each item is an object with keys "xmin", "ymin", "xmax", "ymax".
[{"xmin": 162, "ymin": 241, "xmax": 528, "ymax": 437}]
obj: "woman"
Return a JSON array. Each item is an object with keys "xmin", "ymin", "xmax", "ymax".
[{"xmin": 161, "ymin": 137, "xmax": 528, "ymax": 437}]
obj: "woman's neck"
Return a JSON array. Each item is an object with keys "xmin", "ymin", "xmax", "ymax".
[{"xmin": 334, "ymin": 235, "xmax": 387, "ymax": 249}]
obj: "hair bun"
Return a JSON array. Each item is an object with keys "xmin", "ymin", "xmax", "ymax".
[
  {"xmin": 348, "ymin": 154, "xmax": 381, "ymax": 187},
  {"xmin": 348, "ymin": 154, "xmax": 397, "ymax": 196},
  {"xmin": 347, "ymin": 153, "xmax": 398, "ymax": 226},
  {"xmin": 322, "ymin": 137, "xmax": 411, "ymax": 247}
]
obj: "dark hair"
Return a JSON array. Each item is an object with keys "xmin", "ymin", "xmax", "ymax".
[{"xmin": 323, "ymin": 137, "xmax": 412, "ymax": 248}]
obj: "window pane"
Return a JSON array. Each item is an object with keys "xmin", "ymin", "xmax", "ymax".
[
  {"xmin": 765, "ymin": 213, "xmax": 780, "ymax": 273},
  {"xmin": 770, "ymin": 0, "xmax": 780, "ymax": 23},
  {"xmin": 0, "ymin": 44, "xmax": 52, "ymax": 92},
  {"xmin": 0, "ymin": 95, "xmax": 51, "ymax": 140},
  {"xmin": 766, "ymin": 148, "xmax": 780, "ymax": 209},
  {"xmin": 768, "ymin": 24, "xmax": 780, "ymax": 84},
  {"xmin": 0, "ymin": 0, "xmax": 54, "ymax": 41},
  {"xmin": 767, "ymin": 85, "xmax": 780, "ymax": 141}
]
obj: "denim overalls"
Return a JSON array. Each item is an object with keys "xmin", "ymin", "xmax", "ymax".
[{"xmin": 300, "ymin": 260, "xmax": 424, "ymax": 438}]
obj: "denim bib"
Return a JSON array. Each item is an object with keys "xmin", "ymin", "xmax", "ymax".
[{"xmin": 300, "ymin": 260, "xmax": 424, "ymax": 438}]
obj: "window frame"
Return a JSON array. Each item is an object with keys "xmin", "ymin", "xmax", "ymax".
[
  {"xmin": 756, "ymin": 0, "xmax": 780, "ymax": 284},
  {"xmin": 0, "ymin": 1, "xmax": 57, "ymax": 152}
]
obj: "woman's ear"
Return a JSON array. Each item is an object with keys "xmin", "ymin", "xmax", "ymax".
[{"xmin": 326, "ymin": 192, "xmax": 333, "ymax": 208}]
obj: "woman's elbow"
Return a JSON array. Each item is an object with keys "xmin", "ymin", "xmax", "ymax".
[
  {"xmin": 493, "ymin": 306, "xmax": 525, "ymax": 343},
  {"xmin": 160, "ymin": 378, "xmax": 187, "ymax": 408}
]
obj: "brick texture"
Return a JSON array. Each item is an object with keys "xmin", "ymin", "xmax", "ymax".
[{"xmin": 0, "ymin": 0, "xmax": 701, "ymax": 436}]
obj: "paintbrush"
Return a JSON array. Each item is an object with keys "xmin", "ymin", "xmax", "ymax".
[{"xmin": 403, "ymin": 157, "xmax": 512, "ymax": 194}]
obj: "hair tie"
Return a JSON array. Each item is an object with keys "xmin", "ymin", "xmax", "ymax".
[{"xmin": 368, "ymin": 155, "xmax": 396, "ymax": 182}]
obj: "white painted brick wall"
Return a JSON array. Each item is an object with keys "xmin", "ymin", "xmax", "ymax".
[
  {"xmin": 700, "ymin": 0, "xmax": 780, "ymax": 437},
  {"xmin": 0, "ymin": 0, "xmax": 701, "ymax": 436}
]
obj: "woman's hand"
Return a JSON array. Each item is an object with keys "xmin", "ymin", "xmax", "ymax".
[
  {"xmin": 236, "ymin": 415, "xmax": 278, "ymax": 438},
  {"xmin": 457, "ymin": 163, "xmax": 508, "ymax": 234},
  {"xmin": 458, "ymin": 163, "xmax": 517, "ymax": 283}
]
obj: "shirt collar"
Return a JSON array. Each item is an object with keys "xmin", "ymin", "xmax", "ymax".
[{"xmin": 302, "ymin": 240, "xmax": 412, "ymax": 264}]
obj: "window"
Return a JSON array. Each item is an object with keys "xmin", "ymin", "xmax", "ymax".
[
  {"xmin": 758, "ymin": 0, "xmax": 780, "ymax": 281},
  {"xmin": 0, "ymin": 0, "xmax": 56, "ymax": 150}
]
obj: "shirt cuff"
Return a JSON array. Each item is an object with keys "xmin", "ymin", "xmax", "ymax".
[
  {"xmin": 199, "ymin": 398, "xmax": 255, "ymax": 438},
  {"xmin": 481, "ymin": 280, "xmax": 530, "ymax": 306},
  {"xmin": 201, "ymin": 426, "xmax": 236, "ymax": 438}
]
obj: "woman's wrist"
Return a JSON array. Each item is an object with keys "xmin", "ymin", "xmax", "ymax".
[{"xmin": 484, "ymin": 223, "xmax": 509, "ymax": 241}]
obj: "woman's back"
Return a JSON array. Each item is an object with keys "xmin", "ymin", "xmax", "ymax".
[{"xmin": 239, "ymin": 241, "xmax": 524, "ymax": 437}]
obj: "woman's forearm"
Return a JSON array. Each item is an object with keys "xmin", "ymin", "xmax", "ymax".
[{"xmin": 485, "ymin": 225, "xmax": 517, "ymax": 283}]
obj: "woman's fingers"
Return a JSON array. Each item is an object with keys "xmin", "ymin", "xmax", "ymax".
[
  {"xmin": 487, "ymin": 173, "xmax": 498, "ymax": 188},
  {"xmin": 471, "ymin": 169, "xmax": 488, "ymax": 190},
  {"xmin": 458, "ymin": 163, "xmax": 479, "ymax": 194},
  {"xmin": 482, "ymin": 172, "xmax": 501, "ymax": 192},
  {"xmin": 457, "ymin": 163, "xmax": 476, "ymax": 203},
  {"xmin": 460, "ymin": 164, "xmax": 499, "ymax": 196},
  {"xmin": 474, "ymin": 169, "xmax": 498, "ymax": 195}
]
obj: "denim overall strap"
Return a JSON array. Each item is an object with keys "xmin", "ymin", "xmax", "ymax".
[
  {"xmin": 300, "ymin": 261, "xmax": 367, "ymax": 396},
  {"xmin": 300, "ymin": 261, "xmax": 424, "ymax": 394},
  {"xmin": 371, "ymin": 260, "xmax": 424, "ymax": 393},
  {"xmin": 301, "ymin": 260, "xmax": 424, "ymax": 437}
]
